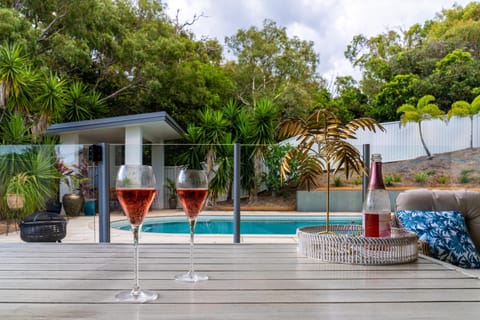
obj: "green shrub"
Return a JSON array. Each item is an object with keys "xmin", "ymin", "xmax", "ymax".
[
  {"xmin": 334, "ymin": 176, "xmax": 343, "ymax": 187},
  {"xmin": 384, "ymin": 175, "xmax": 394, "ymax": 186},
  {"xmin": 437, "ymin": 175, "xmax": 447, "ymax": 184},
  {"xmin": 461, "ymin": 169, "xmax": 474, "ymax": 175},
  {"xmin": 415, "ymin": 172, "xmax": 428, "ymax": 183},
  {"xmin": 459, "ymin": 169, "xmax": 474, "ymax": 184},
  {"xmin": 459, "ymin": 174, "xmax": 470, "ymax": 184}
]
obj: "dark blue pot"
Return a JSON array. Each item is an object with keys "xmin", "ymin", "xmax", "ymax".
[{"xmin": 83, "ymin": 200, "xmax": 96, "ymax": 216}]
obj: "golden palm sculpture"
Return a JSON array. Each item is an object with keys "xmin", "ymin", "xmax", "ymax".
[{"xmin": 278, "ymin": 109, "xmax": 384, "ymax": 233}]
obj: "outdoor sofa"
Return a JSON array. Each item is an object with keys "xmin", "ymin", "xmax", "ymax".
[{"xmin": 394, "ymin": 189, "xmax": 480, "ymax": 269}]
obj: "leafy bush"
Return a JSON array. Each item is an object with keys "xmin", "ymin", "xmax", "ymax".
[
  {"xmin": 437, "ymin": 175, "xmax": 448, "ymax": 184},
  {"xmin": 415, "ymin": 172, "xmax": 428, "ymax": 183},
  {"xmin": 459, "ymin": 169, "xmax": 474, "ymax": 184},
  {"xmin": 384, "ymin": 175, "xmax": 394, "ymax": 186},
  {"xmin": 334, "ymin": 176, "xmax": 343, "ymax": 187},
  {"xmin": 459, "ymin": 174, "xmax": 470, "ymax": 184},
  {"xmin": 262, "ymin": 144, "xmax": 299, "ymax": 195}
]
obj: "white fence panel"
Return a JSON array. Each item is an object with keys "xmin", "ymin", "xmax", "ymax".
[
  {"xmin": 349, "ymin": 115, "xmax": 478, "ymax": 162},
  {"xmin": 164, "ymin": 166, "xmax": 183, "ymax": 206},
  {"xmin": 282, "ymin": 115, "xmax": 478, "ymax": 163}
]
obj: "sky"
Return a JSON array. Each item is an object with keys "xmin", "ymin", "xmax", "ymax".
[{"xmin": 164, "ymin": 0, "xmax": 473, "ymax": 81}]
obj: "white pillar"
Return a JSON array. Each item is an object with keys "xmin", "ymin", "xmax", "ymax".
[
  {"xmin": 125, "ymin": 126, "xmax": 143, "ymax": 165},
  {"xmin": 152, "ymin": 143, "xmax": 165, "ymax": 209}
]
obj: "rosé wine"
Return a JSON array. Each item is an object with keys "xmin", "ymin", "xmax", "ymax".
[
  {"xmin": 363, "ymin": 212, "xmax": 391, "ymax": 237},
  {"xmin": 116, "ymin": 188, "xmax": 156, "ymax": 226},
  {"xmin": 177, "ymin": 188, "xmax": 208, "ymax": 219}
]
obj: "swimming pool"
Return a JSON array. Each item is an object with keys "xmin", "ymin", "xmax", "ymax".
[{"xmin": 112, "ymin": 215, "xmax": 362, "ymax": 235}]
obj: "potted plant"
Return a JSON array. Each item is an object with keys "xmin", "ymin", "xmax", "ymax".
[
  {"xmin": 0, "ymin": 146, "xmax": 60, "ymax": 220},
  {"xmin": 57, "ymin": 160, "xmax": 88, "ymax": 217},
  {"xmin": 76, "ymin": 159, "xmax": 96, "ymax": 216},
  {"xmin": 166, "ymin": 178, "xmax": 177, "ymax": 209},
  {"xmin": 5, "ymin": 173, "xmax": 33, "ymax": 210}
]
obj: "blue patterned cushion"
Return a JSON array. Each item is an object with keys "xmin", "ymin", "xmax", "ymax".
[{"xmin": 396, "ymin": 210, "xmax": 480, "ymax": 268}]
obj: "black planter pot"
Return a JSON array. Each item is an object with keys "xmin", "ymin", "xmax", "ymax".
[
  {"xmin": 168, "ymin": 197, "xmax": 177, "ymax": 209},
  {"xmin": 45, "ymin": 198, "xmax": 62, "ymax": 213},
  {"xmin": 62, "ymin": 193, "xmax": 84, "ymax": 217}
]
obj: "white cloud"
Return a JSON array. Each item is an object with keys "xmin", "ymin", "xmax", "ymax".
[{"xmin": 165, "ymin": 0, "xmax": 472, "ymax": 80}]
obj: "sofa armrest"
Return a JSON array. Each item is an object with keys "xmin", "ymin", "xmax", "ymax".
[{"xmin": 418, "ymin": 239, "xmax": 431, "ymax": 256}]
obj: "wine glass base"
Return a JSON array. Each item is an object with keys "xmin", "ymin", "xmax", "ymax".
[
  {"xmin": 115, "ymin": 289, "xmax": 158, "ymax": 303},
  {"xmin": 174, "ymin": 271, "xmax": 209, "ymax": 282}
]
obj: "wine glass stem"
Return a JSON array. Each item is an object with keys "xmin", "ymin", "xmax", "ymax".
[
  {"xmin": 132, "ymin": 225, "xmax": 140, "ymax": 294},
  {"xmin": 189, "ymin": 219, "xmax": 196, "ymax": 274}
]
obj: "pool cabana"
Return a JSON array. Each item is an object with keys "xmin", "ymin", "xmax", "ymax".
[{"xmin": 46, "ymin": 111, "xmax": 184, "ymax": 209}]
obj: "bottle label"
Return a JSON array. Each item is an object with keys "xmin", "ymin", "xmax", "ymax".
[{"xmin": 363, "ymin": 212, "xmax": 391, "ymax": 237}]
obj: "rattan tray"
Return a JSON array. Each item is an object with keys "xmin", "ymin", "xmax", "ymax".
[{"xmin": 296, "ymin": 225, "xmax": 418, "ymax": 265}]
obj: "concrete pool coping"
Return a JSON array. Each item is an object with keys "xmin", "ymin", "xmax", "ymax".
[{"xmin": 1, "ymin": 209, "xmax": 361, "ymax": 244}]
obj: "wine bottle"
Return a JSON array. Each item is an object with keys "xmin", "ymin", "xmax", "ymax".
[{"xmin": 362, "ymin": 154, "xmax": 391, "ymax": 237}]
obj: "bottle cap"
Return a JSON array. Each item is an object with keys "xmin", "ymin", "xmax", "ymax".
[{"xmin": 371, "ymin": 154, "xmax": 382, "ymax": 162}]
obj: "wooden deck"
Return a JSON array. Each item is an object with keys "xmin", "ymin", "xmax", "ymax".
[{"xmin": 0, "ymin": 243, "xmax": 479, "ymax": 319}]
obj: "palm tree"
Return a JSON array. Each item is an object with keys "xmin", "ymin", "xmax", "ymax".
[
  {"xmin": 223, "ymin": 99, "xmax": 256, "ymax": 200},
  {"xmin": 397, "ymin": 95, "xmax": 445, "ymax": 158},
  {"xmin": 0, "ymin": 42, "xmax": 73, "ymax": 139},
  {"xmin": 0, "ymin": 113, "xmax": 32, "ymax": 144},
  {"xmin": 177, "ymin": 107, "xmax": 231, "ymax": 205},
  {"xmin": 33, "ymin": 72, "xmax": 67, "ymax": 138},
  {"xmin": 278, "ymin": 108, "xmax": 384, "ymax": 232},
  {"xmin": 448, "ymin": 97, "xmax": 480, "ymax": 148},
  {"xmin": 196, "ymin": 107, "xmax": 231, "ymax": 204},
  {"xmin": 64, "ymin": 81, "xmax": 98, "ymax": 122},
  {"xmin": 0, "ymin": 42, "xmax": 37, "ymax": 120},
  {"xmin": 249, "ymin": 98, "xmax": 279, "ymax": 203}
]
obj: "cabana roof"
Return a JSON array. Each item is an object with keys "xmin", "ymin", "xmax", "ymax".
[{"xmin": 46, "ymin": 111, "xmax": 184, "ymax": 144}]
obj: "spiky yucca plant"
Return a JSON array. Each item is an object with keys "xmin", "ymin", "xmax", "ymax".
[{"xmin": 278, "ymin": 109, "xmax": 385, "ymax": 232}]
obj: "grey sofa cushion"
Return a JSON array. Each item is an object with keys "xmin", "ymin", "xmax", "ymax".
[{"xmin": 395, "ymin": 189, "xmax": 480, "ymax": 253}]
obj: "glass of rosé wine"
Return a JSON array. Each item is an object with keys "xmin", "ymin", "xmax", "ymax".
[
  {"xmin": 115, "ymin": 165, "xmax": 158, "ymax": 302},
  {"xmin": 174, "ymin": 168, "xmax": 209, "ymax": 282}
]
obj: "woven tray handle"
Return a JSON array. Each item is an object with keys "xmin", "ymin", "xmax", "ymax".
[{"xmin": 32, "ymin": 211, "xmax": 62, "ymax": 222}]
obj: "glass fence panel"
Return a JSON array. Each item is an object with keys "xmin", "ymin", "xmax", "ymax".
[{"xmin": 1, "ymin": 143, "xmax": 477, "ymax": 242}]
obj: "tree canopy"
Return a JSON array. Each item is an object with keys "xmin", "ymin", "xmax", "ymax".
[
  {"xmin": 346, "ymin": 2, "xmax": 480, "ymax": 121},
  {"xmin": 1, "ymin": 0, "xmax": 480, "ymax": 141}
]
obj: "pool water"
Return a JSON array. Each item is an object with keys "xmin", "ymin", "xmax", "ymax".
[{"xmin": 112, "ymin": 215, "xmax": 362, "ymax": 235}]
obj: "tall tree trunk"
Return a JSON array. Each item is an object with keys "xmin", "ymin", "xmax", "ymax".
[{"xmin": 418, "ymin": 121, "xmax": 431, "ymax": 157}]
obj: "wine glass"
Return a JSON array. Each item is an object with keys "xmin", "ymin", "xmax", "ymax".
[
  {"xmin": 115, "ymin": 165, "xmax": 158, "ymax": 302},
  {"xmin": 175, "ymin": 168, "xmax": 209, "ymax": 282}
]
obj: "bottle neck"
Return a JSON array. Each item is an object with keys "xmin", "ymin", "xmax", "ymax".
[{"xmin": 368, "ymin": 161, "xmax": 385, "ymax": 190}]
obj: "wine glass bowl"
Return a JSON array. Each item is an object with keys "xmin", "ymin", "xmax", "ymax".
[
  {"xmin": 175, "ymin": 168, "xmax": 209, "ymax": 282},
  {"xmin": 115, "ymin": 165, "xmax": 158, "ymax": 302}
]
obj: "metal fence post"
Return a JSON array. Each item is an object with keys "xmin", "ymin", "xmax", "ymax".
[
  {"xmin": 362, "ymin": 144, "xmax": 370, "ymax": 202},
  {"xmin": 98, "ymin": 142, "xmax": 110, "ymax": 243},
  {"xmin": 233, "ymin": 143, "xmax": 241, "ymax": 244}
]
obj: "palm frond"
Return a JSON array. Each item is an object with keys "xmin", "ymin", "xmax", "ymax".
[{"xmin": 279, "ymin": 108, "xmax": 381, "ymax": 195}]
